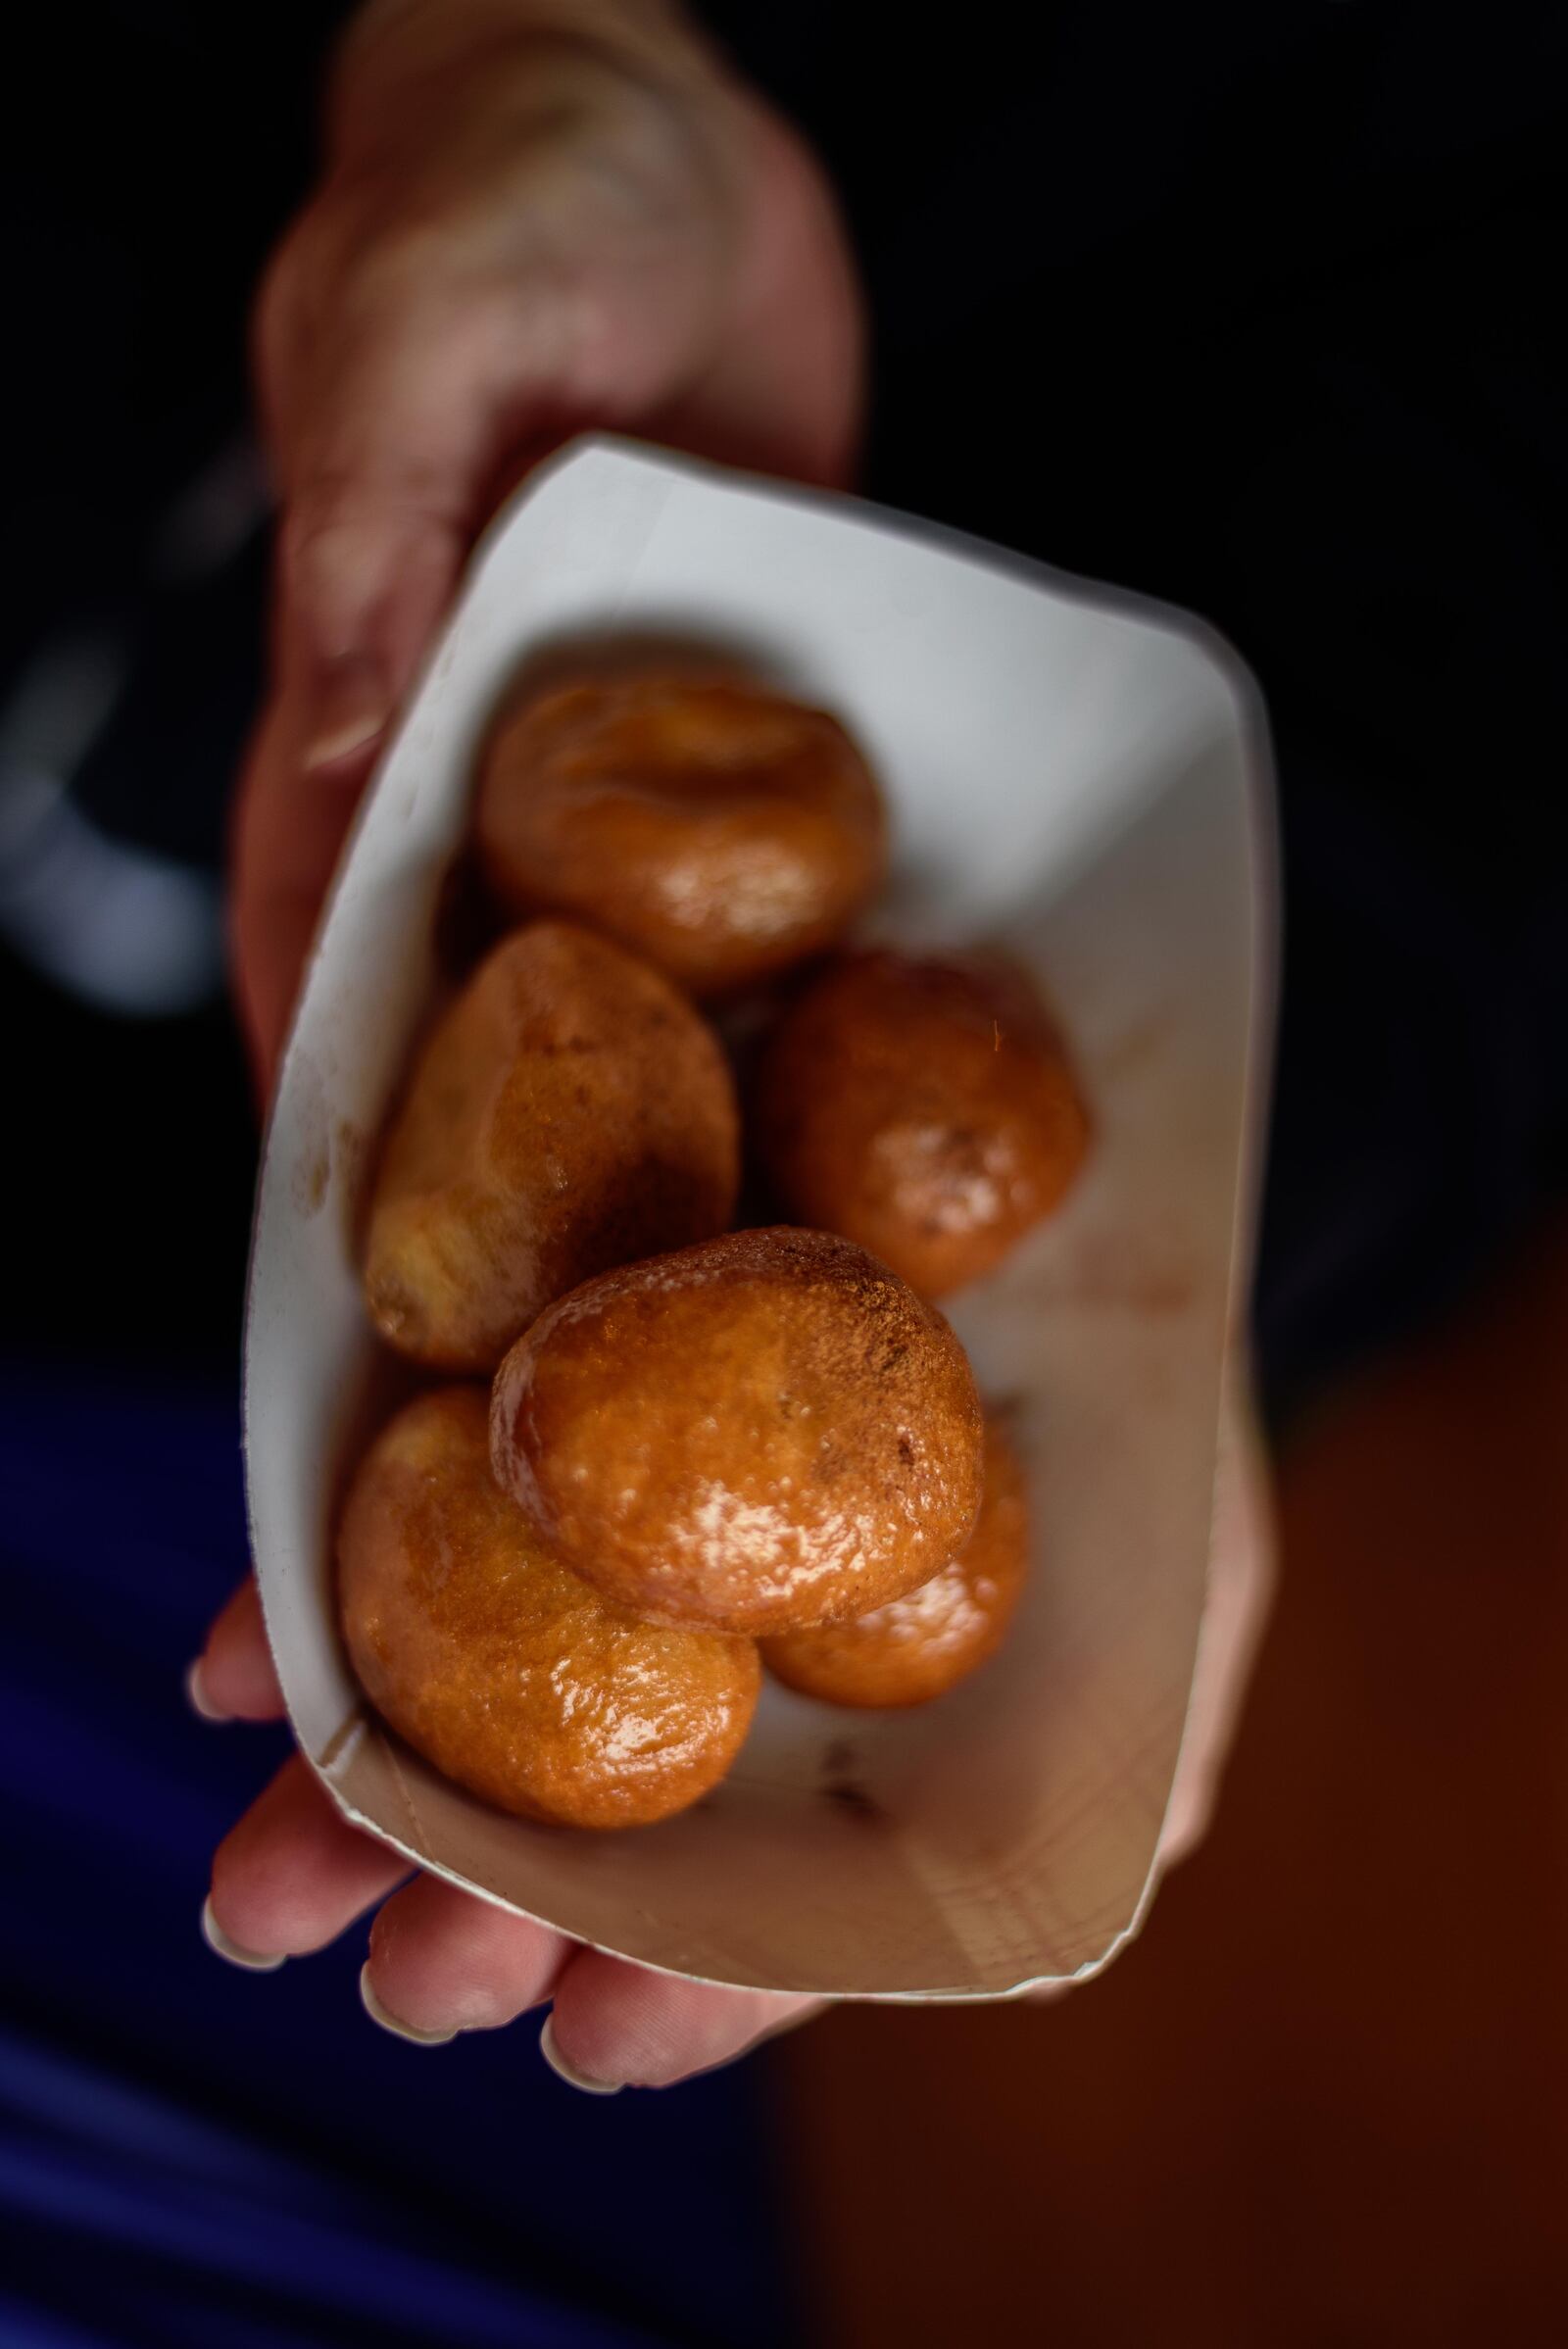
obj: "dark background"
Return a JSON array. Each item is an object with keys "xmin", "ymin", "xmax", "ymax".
[
  {"xmin": 2, "ymin": 3, "xmax": 1565, "ymax": 2343},
  {"xmin": 7, "ymin": 0, "xmax": 1567, "ymax": 1392}
]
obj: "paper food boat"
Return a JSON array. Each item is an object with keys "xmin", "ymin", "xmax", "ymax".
[{"xmin": 244, "ymin": 437, "xmax": 1275, "ymax": 2000}]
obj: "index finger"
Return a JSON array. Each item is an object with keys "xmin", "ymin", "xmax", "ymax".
[
  {"xmin": 190, "ymin": 1574, "xmax": 285, "ymax": 1724},
  {"xmin": 545, "ymin": 1951, "xmax": 823, "ymax": 2093}
]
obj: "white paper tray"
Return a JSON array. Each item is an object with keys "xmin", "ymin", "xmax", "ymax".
[{"xmin": 244, "ymin": 437, "xmax": 1275, "ymax": 2000}]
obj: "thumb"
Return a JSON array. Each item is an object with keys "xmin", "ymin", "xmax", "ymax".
[
  {"xmin": 280, "ymin": 499, "xmax": 466, "ymax": 780},
  {"xmin": 265, "ymin": 284, "xmax": 568, "ymax": 774},
  {"xmin": 236, "ymin": 252, "xmax": 586, "ymax": 1093}
]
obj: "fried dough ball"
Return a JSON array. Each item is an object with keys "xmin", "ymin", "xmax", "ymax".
[
  {"xmin": 338, "ymin": 1389, "xmax": 760, "ymax": 1830},
  {"xmin": 491, "ymin": 1226, "xmax": 985, "ymax": 1637},
  {"xmin": 761, "ymin": 1412, "xmax": 1028, "ymax": 1707},
  {"xmin": 474, "ymin": 676, "xmax": 888, "ymax": 996},
  {"xmin": 756, "ymin": 949, "xmax": 1089, "ymax": 1297},
  {"xmin": 363, "ymin": 921, "xmax": 738, "ymax": 1372}
]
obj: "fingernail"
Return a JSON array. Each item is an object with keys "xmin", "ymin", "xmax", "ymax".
[
  {"xmin": 360, "ymin": 1964, "xmax": 457, "ymax": 2047},
  {"xmin": 184, "ymin": 1659, "xmax": 229, "ymax": 1723},
  {"xmin": 201, "ymin": 1895, "xmax": 286, "ymax": 1974},
  {"xmin": 539, "ymin": 2013, "xmax": 622, "ymax": 2095},
  {"xmin": 301, "ymin": 657, "xmax": 389, "ymax": 773}
]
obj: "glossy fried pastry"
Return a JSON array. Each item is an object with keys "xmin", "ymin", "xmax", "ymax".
[
  {"xmin": 491, "ymin": 1226, "xmax": 985, "ymax": 1637},
  {"xmin": 474, "ymin": 676, "xmax": 888, "ymax": 995},
  {"xmin": 762, "ymin": 1412, "xmax": 1028, "ymax": 1707},
  {"xmin": 363, "ymin": 921, "xmax": 738, "ymax": 1372},
  {"xmin": 756, "ymin": 949, "xmax": 1088, "ymax": 1297},
  {"xmin": 338, "ymin": 1389, "xmax": 760, "ymax": 1829}
]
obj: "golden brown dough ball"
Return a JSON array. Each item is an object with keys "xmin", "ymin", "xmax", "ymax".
[
  {"xmin": 755, "ymin": 949, "xmax": 1089, "ymax": 1297},
  {"xmin": 363, "ymin": 921, "xmax": 738, "ymax": 1372},
  {"xmin": 761, "ymin": 1412, "xmax": 1028, "ymax": 1707},
  {"xmin": 338, "ymin": 1389, "xmax": 760, "ymax": 1830},
  {"xmin": 474, "ymin": 676, "xmax": 888, "ymax": 996},
  {"xmin": 491, "ymin": 1226, "xmax": 985, "ymax": 1637}
]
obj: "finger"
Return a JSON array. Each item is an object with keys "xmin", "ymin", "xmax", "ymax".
[
  {"xmin": 234, "ymin": 290, "xmax": 563, "ymax": 1092},
  {"xmin": 544, "ymin": 1949, "xmax": 823, "ymax": 2093},
  {"xmin": 267, "ymin": 284, "xmax": 559, "ymax": 755},
  {"xmin": 189, "ymin": 1576, "xmax": 284, "ymax": 1724},
  {"xmin": 361, "ymin": 1876, "xmax": 571, "ymax": 2045},
  {"xmin": 207, "ymin": 1753, "xmax": 409, "ymax": 1963}
]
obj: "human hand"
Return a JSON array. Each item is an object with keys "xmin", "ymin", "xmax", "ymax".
[
  {"xmin": 213, "ymin": 0, "xmax": 861, "ymax": 2089},
  {"xmin": 231, "ymin": 0, "xmax": 863, "ymax": 1090},
  {"xmin": 192, "ymin": 1378, "xmax": 1271, "ymax": 2084},
  {"xmin": 214, "ymin": 0, "xmax": 1271, "ymax": 2087}
]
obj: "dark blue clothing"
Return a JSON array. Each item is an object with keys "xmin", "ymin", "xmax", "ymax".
[{"xmin": 0, "ymin": 1364, "xmax": 795, "ymax": 2349}]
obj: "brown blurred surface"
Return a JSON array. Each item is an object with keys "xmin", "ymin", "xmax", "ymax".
[{"xmin": 770, "ymin": 1218, "xmax": 1568, "ymax": 2347}]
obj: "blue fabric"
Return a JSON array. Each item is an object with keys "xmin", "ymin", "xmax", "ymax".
[{"xmin": 0, "ymin": 1361, "xmax": 795, "ymax": 2349}]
